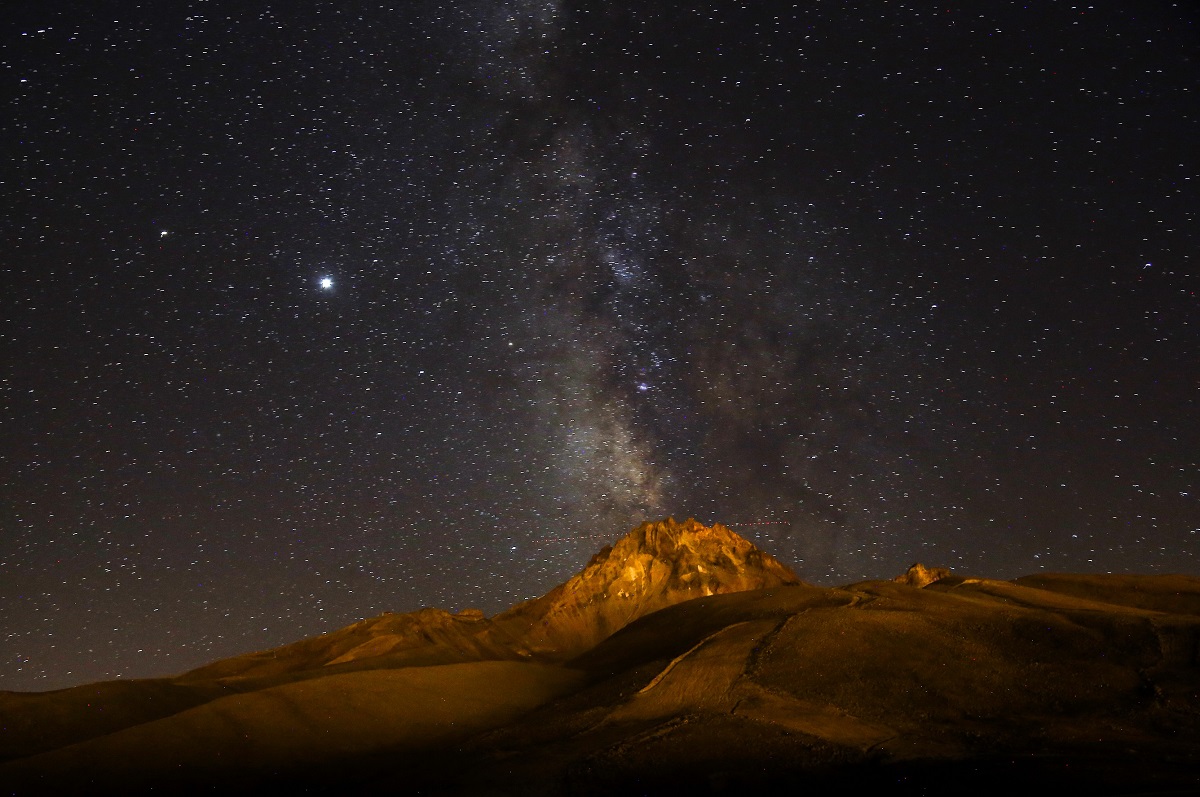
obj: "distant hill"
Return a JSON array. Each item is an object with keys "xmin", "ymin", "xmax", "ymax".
[{"xmin": 2, "ymin": 519, "xmax": 1198, "ymax": 795}]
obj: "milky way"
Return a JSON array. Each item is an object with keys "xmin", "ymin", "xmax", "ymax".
[
  {"xmin": 3, "ymin": 1, "xmax": 1196, "ymax": 690},
  {"xmin": 437, "ymin": 0, "xmax": 907, "ymax": 542}
]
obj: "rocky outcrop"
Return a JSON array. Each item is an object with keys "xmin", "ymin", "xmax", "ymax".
[
  {"xmin": 488, "ymin": 517, "xmax": 803, "ymax": 658},
  {"xmin": 894, "ymin": 562, "xmax": 951, "ymax": 588}
]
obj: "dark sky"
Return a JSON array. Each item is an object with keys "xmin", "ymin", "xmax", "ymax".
[{"xmin": 3, "ymin": 1, "xmax": 1196, "ymax": 692}]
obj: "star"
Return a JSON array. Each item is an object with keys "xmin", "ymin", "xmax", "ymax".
[{"xmin": 6, "ymin": 0, "xmax": 1194, "ymax": 695}]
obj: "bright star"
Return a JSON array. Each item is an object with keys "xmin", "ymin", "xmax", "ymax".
[{"xmin": 319, "ymin": 277, "xmax": 333, "ymax": 290}]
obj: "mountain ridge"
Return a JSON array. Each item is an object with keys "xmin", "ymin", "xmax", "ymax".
[
  {"xmin": 176, "ymin": 516, "xmax": 799, "ymax": 682},
  {"xmin": 3, "ymin": 520, "xmax": 1198, "ymax": 796}
]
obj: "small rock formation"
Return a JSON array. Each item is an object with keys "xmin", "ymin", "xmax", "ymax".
[{"xmin": 895, "ymin": 562, "xmax": 952, "ymax": 588}]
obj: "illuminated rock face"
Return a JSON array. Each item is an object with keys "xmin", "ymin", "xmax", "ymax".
[
  {"xmin": 894, "ymin": 562, "xmax": 952, "ymax": 588},
  {"xmin": 180, "ymin": 518, "xmax": 803, "ymax": 679},
  {"xmin": 489, "ymin": 517, "xmax": 803, "ymax": 658}
]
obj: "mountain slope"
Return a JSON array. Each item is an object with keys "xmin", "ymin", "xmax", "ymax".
[
  {"xmin": 176, "ymin": 517, "xmax": 801, "ymax": 682},
  {"xmin": 386, "ymin": 574, "xmax": 1200, "ymax": 795},
  {"xmin": 2, "ymin": 526, "xmax": 1198, "ymax": 796},
  {"xmin": 0, "ymin": 518, "xmax": 797, "ymax": 767},
  {"xmin": 1, "ymin": 662, "xmax": 584, "ymax": 794}
]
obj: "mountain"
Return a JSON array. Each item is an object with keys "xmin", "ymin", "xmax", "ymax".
[
  {"xmin": 2, "ymin": 521, "xmax": 1199, "ymax": 796},
  {"xmin": 485, "ymin": 517, "xmax": 803, "ymax": 658},
  {"xmin": 0, "ymin": 518, "xmax": 798, "ymax": 770},
  {"xmin": 175, "ymin": 517, "xmax": 800, "ymax": 683}
]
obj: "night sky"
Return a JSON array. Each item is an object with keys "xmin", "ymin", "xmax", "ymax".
[{"xmin": 3, "ymin": 1, "xmax": 1196, "ymax": 692}]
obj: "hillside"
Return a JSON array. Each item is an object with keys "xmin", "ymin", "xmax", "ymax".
[{"xmin": 1, "ymin": 522, "xmax": 1198, "ymax": 795}]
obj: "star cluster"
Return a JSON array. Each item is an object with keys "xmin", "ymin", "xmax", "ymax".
[{"xmin": 2, "ymin": 1, "xmax": 1196, "ymax": 691}]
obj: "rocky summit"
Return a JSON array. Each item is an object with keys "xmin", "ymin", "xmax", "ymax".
[
  {"xmin": 488, "ymin": 517, "xmax": 803, "ymax": 657},
  {"xmin": 894, "ymin": 562, "xmax": 953, "ymax": 588}
]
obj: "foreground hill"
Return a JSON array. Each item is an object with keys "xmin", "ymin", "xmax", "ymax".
[
  {"xmin": 465, "ymin": 576, "xmax": 1200, "ymax": 795},
  {"xmin": 2, "ymin": 519, "xmax": 1198, "ymax": 795}
]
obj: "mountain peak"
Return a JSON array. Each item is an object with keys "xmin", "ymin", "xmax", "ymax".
[
  {"xmin": 603, "ymin": 517, "xmax": 800, "ymax": 596},
  {"xmin": 490, "ymin": 518, "xmax": 802, "ymax": 658},
  {"xmin": 621, "ymin": 516, "xmax": 778, "ymax": 561},
  {"xmin": 894, "ymin": 562, "xmax": 952, "ymax": 588},
  {"xmin": 180, "ymin": 519, "xmax": 802, "ymax": 679}
]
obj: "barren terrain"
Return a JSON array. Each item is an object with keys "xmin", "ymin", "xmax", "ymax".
[{"xmin": 3, "ymin": 519, "xmax": 1197, "ymax": 795}]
